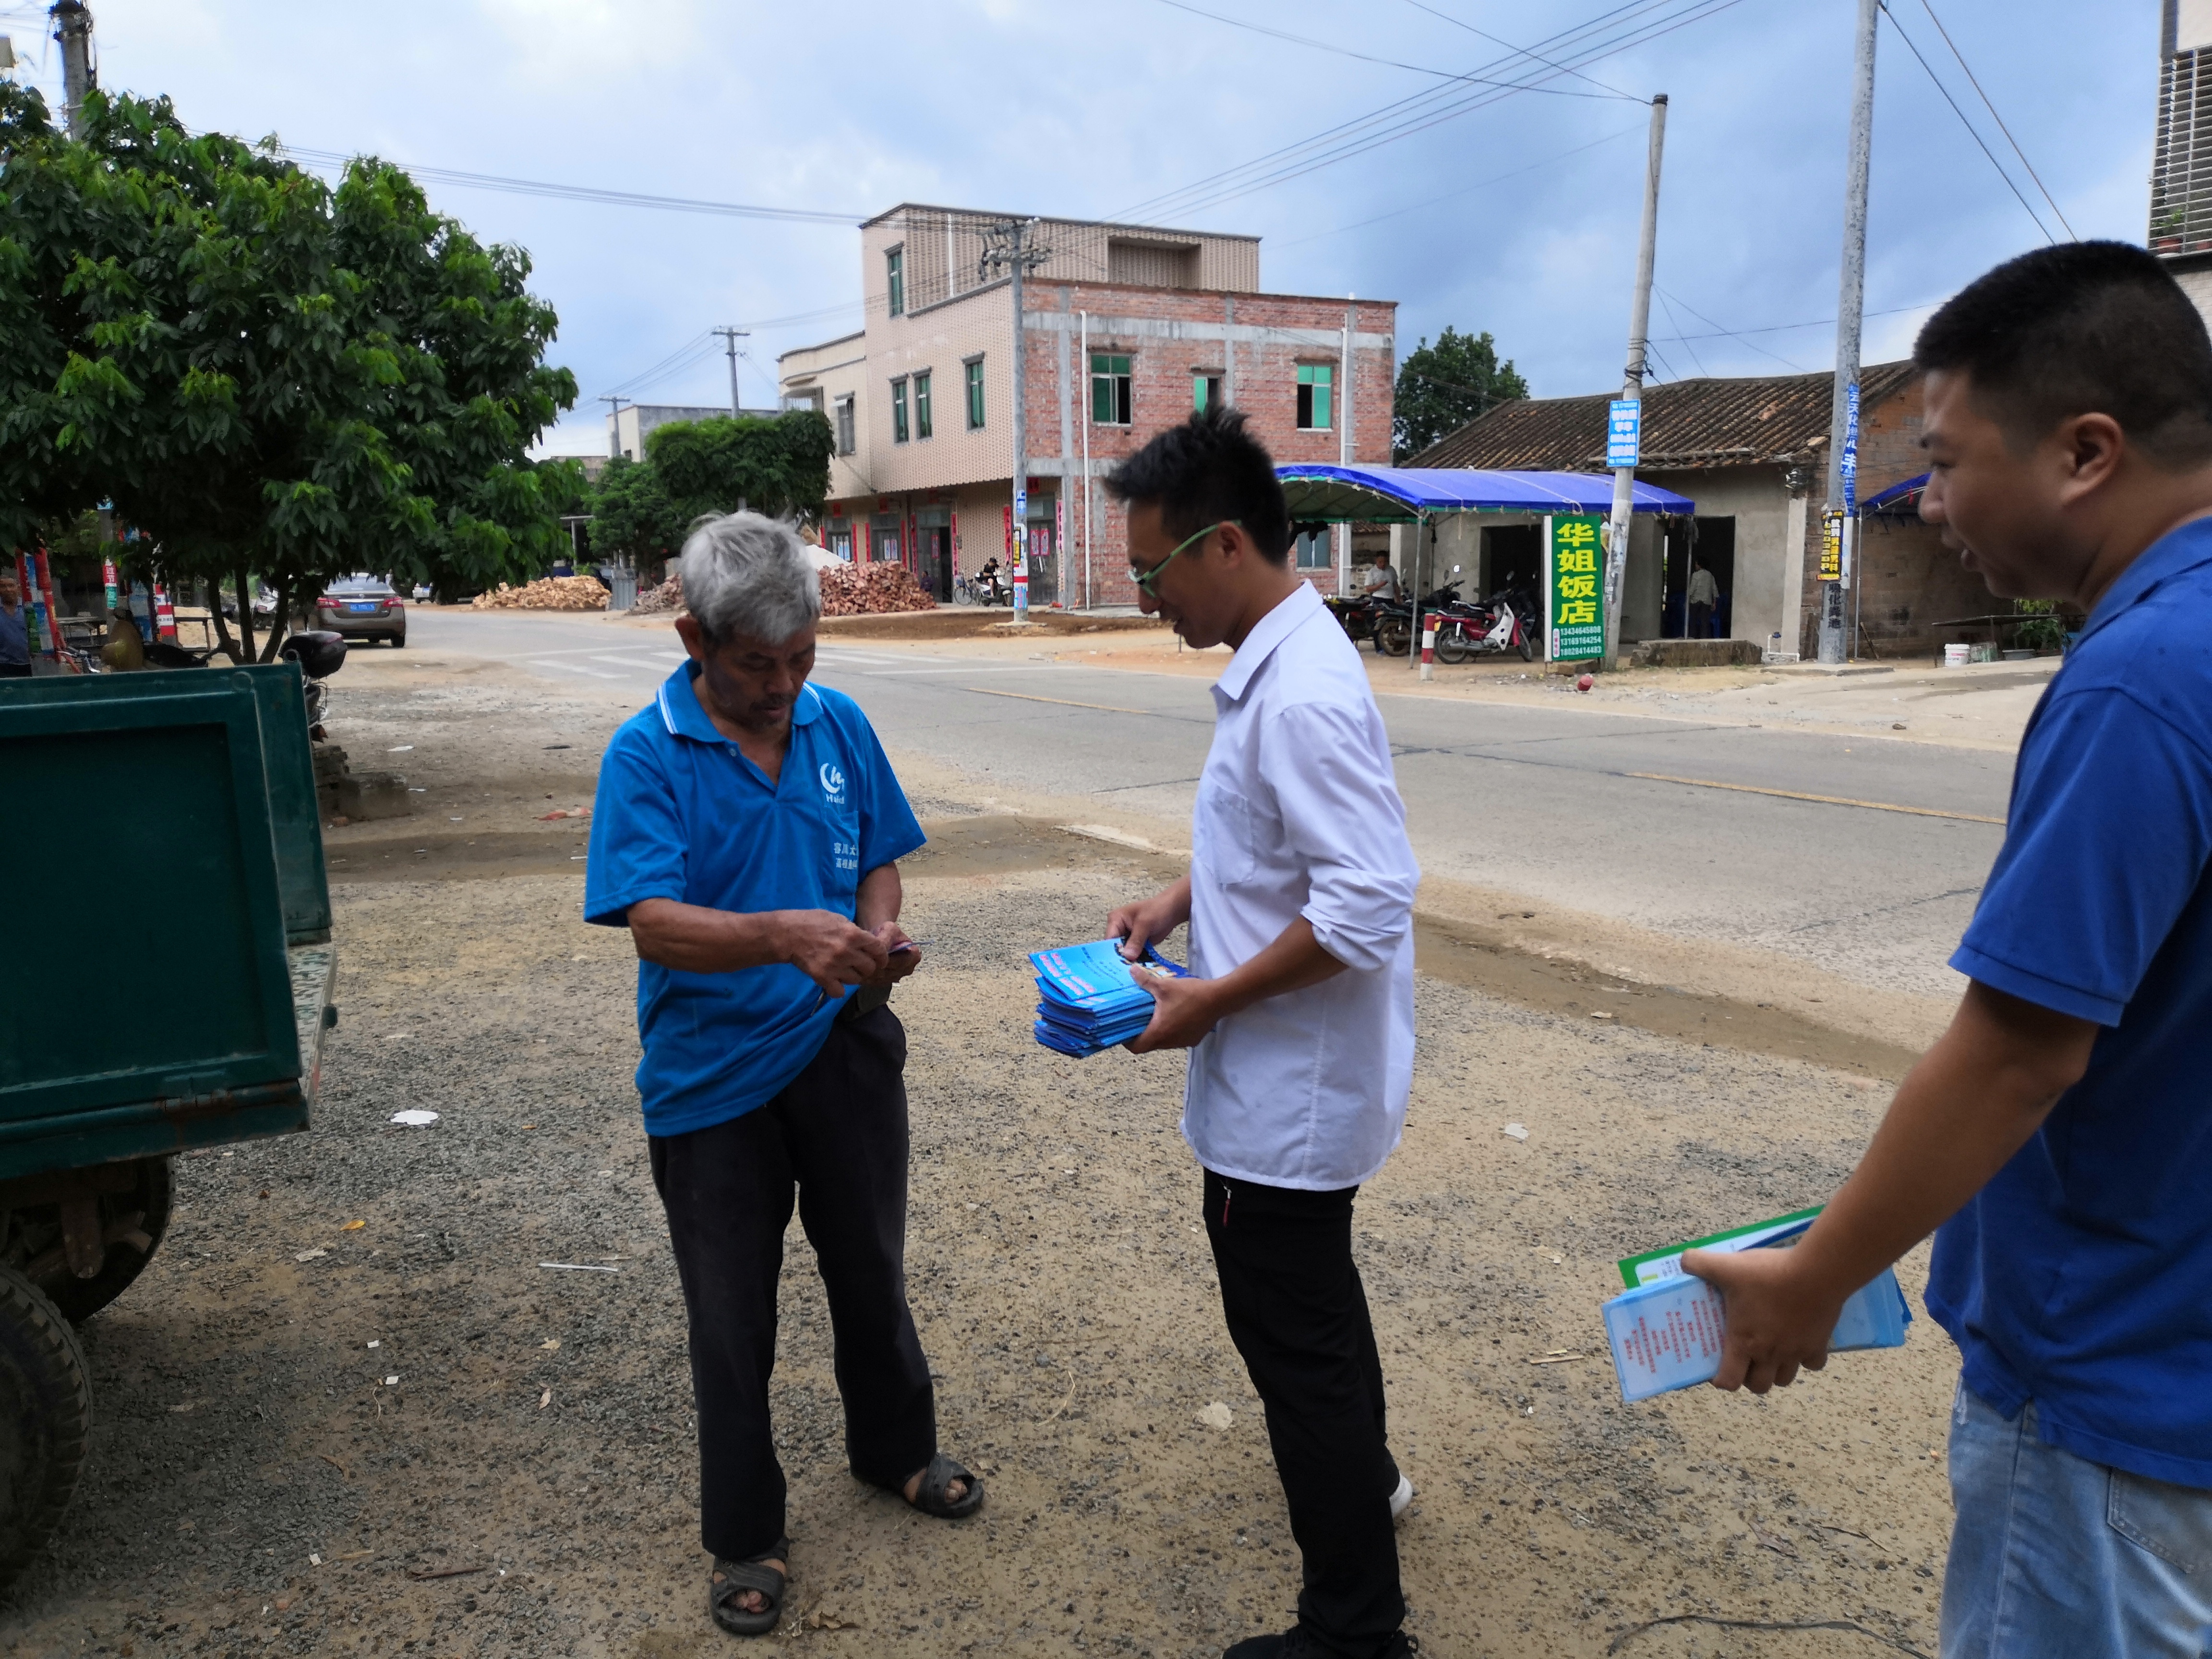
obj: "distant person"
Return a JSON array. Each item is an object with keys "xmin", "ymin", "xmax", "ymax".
[
  {"xmin": 1685, "ymin": 242, "xmax": 2212, "ymax": 1656},
  {"xmin": 585, "ymin": 513, "xmax": 982, "ymax": 1640},
  {"xmin": 1367, "ymin": 554, "xmax": 1401, "ymax": 601},
  {"xmin": 1105, "ymin": 407, "xmax": 1422, "ymax": 1659},
  {"xmin": 0, "ymin": 572, "xmax": 29, "ymax": 677},
  {"xmin": 1685, "ymin": 561, "xmax": 1719, "ymax": 637}
]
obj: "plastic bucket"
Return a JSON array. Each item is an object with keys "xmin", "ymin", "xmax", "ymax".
[{"xmin": 1943, "ymin": 643, "xmax": 1972, "ymax": 667}]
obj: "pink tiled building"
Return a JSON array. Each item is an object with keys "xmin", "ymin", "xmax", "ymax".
[{"xmin": 778, "ymin": 205, "xmax": 1396, "ymax": 609}]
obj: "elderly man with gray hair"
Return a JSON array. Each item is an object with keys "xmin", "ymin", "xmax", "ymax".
[{"xmin": 585, "ymin": 512, "xmax": 981, "ymax": 1639}]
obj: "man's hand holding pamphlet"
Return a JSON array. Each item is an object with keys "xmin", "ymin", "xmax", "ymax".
[
  {"xmin": 1601, "ymin": 1208, "xmax": 1911, "ymax": 1402},
  {"xmin": 1030, "ymin": 938, "xmax": 1189, "ymax": 1057}
]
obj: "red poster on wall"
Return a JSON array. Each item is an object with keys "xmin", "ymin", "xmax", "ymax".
[{"xmin": 1003, "ymin": 504, "xmax": 1013, "ymax": 557}]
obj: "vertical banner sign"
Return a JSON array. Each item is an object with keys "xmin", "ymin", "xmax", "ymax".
[
  {"xmin": 1055, "ymin": 495, "xmax": 1066, "ymax": 609},
  {"xmin": 1820, "ymin": 511, "xmax": 1845, "ymax": 583},
  {"xmin": 101, "ymin": 556, "xmax": 119, "ymax": 614},
  {"xmin": 1606, "ymin": 399, "xmax": 1642, "ymax": 469},
  {"xmin": 34, "ymin": 550, "xmax": 63, "ymax": 659},
  {"xmin": 1840, "ymin": 382, "xmax": 1861, "ymax": 516},
  {"xmin": 1544, "ymin": 514, "xmax": 1607, "ymax": 662},
  {"xmin": 15, "ymin": 552, "xmax": 47, "ymax": 655},
  {"xmin": 1012, "ymin": 485, "xmax": 1029, "ymax": 621}
]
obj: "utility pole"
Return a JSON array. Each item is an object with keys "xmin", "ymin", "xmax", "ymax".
[
  {"xmin": 981, "ymin": 219, "xmax": 1051, "ymax": 623},
  {"xmin": 1338, "ymin": 297, "xmax": 1355, "ymax": 598},
  {"xmin": 712, "ymin": 327, "xmax": 751, "ymax": 418},
  {"xmin": 49, "ymin": 0, "xmax": 94, "ymax": 140},
  {"xmin": 1820, "ymin": 0, "xmax": 1878, "ymax": 664},
  {"xmin": 1602, "ymin": 93, "xmax": 1667, "ymax": 667},
  {"xmin": 599, "ymin": 394, "xmax": 630, "ymax": 459}
]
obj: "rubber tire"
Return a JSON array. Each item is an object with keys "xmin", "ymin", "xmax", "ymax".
[
  {"xmin": 39, "ymin": 1157, "xmax": 172, "ymax": 1326},
  {"xmin": 0, "ymin": 1266, "xmax": 92, "ymax": 1595},
  {"xmin": 1374, "ymin": 615, "xmax": 1411, "ymax": 657},
  {"xmin": 1433, "ymin": 625, "xmax": 1473, "ymax": 666},
  {"xmin": 391, "ymin": 632, "xmax": 406, "ymax": 648},
  {"xmin": 953, "ymin": 585, "xmax": 975, "ymax": 606}
]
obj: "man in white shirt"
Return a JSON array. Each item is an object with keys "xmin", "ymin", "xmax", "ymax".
[
  {"xmin": 1685, "ymin": 561, "xmax": 1719, "ymax": 638},
  {"xmin": 1104, "ymin": 406, "xmax": 1422, "ymax": 1659}
]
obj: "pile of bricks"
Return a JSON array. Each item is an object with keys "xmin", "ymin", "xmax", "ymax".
[
  {"xmin": 818, "ymin": 562, "xmax": 937, "ymax": 616},
  {"xmin": 469, "ymin": 576, "xmax": 610, "ymax": 612},
  {"xmin": 631, "ymin": 574, "xmax": 686, "ymax": 614}
]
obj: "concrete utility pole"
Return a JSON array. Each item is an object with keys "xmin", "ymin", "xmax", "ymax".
[
  {"xmin": 49, "ymin": 0, "xmax": 95, "ymax": 140},
  {"xmin": 1602, "ymin": 93, "xmax": 1667, "ymax": 666},
  {"xmin": 599, "ymin": 394, "xmax": 630, "ymax": 459},
  {"xmin": 1338, "ymin": 297, "xmax": 1355, "ymax": 598},
  {"xmin": 981, "ymin": 219, "xmax": 1050, "ymax": 622},
  {"xmin": 712, "ymin": 327, "xmax": 751, "ymax": 417},
  {"xmin": 1820, "ymin": 0, "xmax": 1878, "ymax": 664}
]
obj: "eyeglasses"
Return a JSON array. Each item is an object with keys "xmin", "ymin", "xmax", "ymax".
[{"xmin": 1128, "ymin": 520, "xmax": 1240, "ymax": 598}]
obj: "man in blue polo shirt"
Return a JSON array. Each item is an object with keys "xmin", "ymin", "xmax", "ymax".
[
  {"xmin": 586, "ymin": 513, "xmax": 982, "ymax": 1640},
  {"xmin": 1687, "ymin": 243, "xmax": 2212, "ymax": 1655}
]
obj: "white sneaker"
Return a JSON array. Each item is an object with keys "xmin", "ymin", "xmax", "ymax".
[{"xmin": 1389, "ymin": 1474, "xmax": 1414, "ymax": 1522}]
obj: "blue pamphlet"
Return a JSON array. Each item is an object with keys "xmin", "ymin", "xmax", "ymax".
[
  {"xmin": 1029, "ymin": 938, "xmax": 1186, "ymax": 1058},
  {"xmin": 1602, "ymin": 1210, "xmax": 1912, "ymax": 1401}
]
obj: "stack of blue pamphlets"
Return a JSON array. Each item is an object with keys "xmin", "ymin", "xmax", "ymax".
[
  {"xmin": 1029, "ymin": 938, "xmax": 1188, "ymax": 1057},
  {"xmin": 1601, "ymin": 1208, "xmax": 1913, "ymax": 1402}
]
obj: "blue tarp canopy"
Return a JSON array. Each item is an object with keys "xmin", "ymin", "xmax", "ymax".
[
  {"xmin": 1862, "ymin": 472, "xmax": 1928, "ymax": 514},
  {"xmin": 1276, "ymin": 464, "xmax": 1695, "ymax": 523}
]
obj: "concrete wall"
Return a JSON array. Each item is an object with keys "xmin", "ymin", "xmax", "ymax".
[
  {"xmin": 1641, "ymin": 465, "xmax": 1797, "ymax": 650},
  {"xmin": 779, "ymin": 333, "xmax": 873, "ymax": 503}
]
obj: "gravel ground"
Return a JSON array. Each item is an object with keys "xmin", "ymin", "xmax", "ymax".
[{"xmin": 0, "ymin": 672, "xmax": 1960, "ymax": 1659}]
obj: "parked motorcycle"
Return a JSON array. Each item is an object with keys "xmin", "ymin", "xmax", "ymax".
[
  {"xmin": 1372, "ymin": 571, "xmax": 1467, "ymax": 657},
  {"xmin": 279, "ymin": 630, "xmax": 349, "ymax": 739},
  {"xmin": 1433, "ymin": 587, "xmax": 1539, "ymax": 664},
  {"xmin": 955, "ymin": 568, "xmax": 1012, "ymax": 607},
  {"xmin": 1325, "ymin": 592, "xmax": 1386, "ymax": 649}
]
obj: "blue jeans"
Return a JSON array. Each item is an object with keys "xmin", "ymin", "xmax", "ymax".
[{"xmin": 1944, "ymin": 1381, "xmax": 2212, "ymax": 1658}]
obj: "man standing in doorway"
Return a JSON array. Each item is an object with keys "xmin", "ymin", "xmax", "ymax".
[
  {"xmin": 586, "ymin": 513, "xmax": 983, "ymax": 1640},
  {"xmin": 1685, "ymin": 560, "xmax": 1718, "ymax": 638},
  {"xmin": 1105, "ymin": 407, "xmax": 1422, "ymax": 1659}
]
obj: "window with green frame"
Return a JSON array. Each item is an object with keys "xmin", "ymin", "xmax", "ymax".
[
  {"xmin": 964, "ymin": 358, "xmax": 985, "ymax": 428},
  {"xmin": 886, "ymin": 247, "xmax": 904, "ymax": 317},
  {"xmin": 914, "ymin": 370, "xmax": 933, "ymax": 440},
  {"xmin": 890, "ymin": 377, "xmax": 909, "ymax": 444},
  {"xmin": 1193, "ymin": 373, "xmax": 1223, "ymax": 412},
  {"xmin": 1296, "ymin": 363, "xmax": 1333, "ymax": 430},
  {"xmin": 1092, "ymin": 353, "xmax": 1132, "ymax": 424}
]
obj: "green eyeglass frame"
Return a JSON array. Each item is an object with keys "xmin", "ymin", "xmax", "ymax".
[{"xmin": 1129, "ymin": 520, "xmax": 1241, "ymax": 597}]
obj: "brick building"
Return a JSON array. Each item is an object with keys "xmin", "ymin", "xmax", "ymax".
[
  {"xmin": 777, "ymin": 205, "xmax": 1396, "ymax": 608},
  {"xmin": 1412, "ymin": 362, "xmax": 1980, "ymax": 658}
]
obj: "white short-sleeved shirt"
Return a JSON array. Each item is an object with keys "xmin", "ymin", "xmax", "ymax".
[{"xmin": 1180, "ymin": 580, "xmax": 1420, "ymax": 1190}]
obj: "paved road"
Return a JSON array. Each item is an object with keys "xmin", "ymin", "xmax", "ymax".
[{"xmin": 401, "ymin": 610, "xmax": 2016, "ymax": 999}]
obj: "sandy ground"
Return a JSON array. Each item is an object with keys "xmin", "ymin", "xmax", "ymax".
[{"xmin": 0, "ymin": 661, "xmax": 1963, "ymax": 1659}]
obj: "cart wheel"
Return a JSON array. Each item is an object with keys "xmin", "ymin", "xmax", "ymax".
[
  {"xmin": 36, "ymin": 1158, "xmax": 172, "ymax": 1326},
  {"xmin": 0, "ymin": 1266, "xmax": 92, "ymax": 1594},
  {"xmin": 1375, "ymin": 616, "xmax": 1412, "ymax": 657}
]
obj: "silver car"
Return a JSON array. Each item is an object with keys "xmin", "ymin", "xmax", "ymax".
[{"xmin": 315, "ymin": 575, "xmax": 407, "ymax": 647}]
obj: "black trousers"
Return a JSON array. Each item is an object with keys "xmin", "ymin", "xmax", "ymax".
[
  {"xmin": 0, "ymin": 662, "xmax": 30, "ymax": 678},
  {"xmin": 1203, "ymin": 1168, "xmax": 1405, "ymax": 1656},
  {"xmin": 648, "ymin": 1006, "xmax": 937, "ymax": 1562},
  {"xmin": 1688, "ymin": 601, "xmax": 1714, "ymax": 638}
]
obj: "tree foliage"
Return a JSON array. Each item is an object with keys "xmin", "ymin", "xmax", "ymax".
[
  {"xmin": 0, "ymin": 83, "xmax": 577, "ymax": 651},
  {"xmin": 1392, "ymin": 326, "xmax": 1530, "ymax": 461},
  {"xmin": 585, "ymin": 412, "xmax": 834, "ymax": 566}
]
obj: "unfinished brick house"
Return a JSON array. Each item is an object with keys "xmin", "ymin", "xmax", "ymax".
[
  {"xmin": 777, "ymin": 205, "xmax": 1396, "ymax": 607},
  {"xmin": 1412, "ymin": 362, "xmax": 1984, "ymax": 659}
]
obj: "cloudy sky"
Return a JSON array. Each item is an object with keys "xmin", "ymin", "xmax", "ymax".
[{"xmin": 2, "ymin": 0, "xmax": 2160, "ymax": 457}]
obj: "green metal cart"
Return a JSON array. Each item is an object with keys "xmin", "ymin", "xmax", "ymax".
[{"xmin": 0, "ymin": 663, "xmax": 337, "ymax": 1589}]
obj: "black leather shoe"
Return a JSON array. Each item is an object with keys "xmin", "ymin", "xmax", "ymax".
[{"xmin": 1222, "ymin": 1628, "xmax": 1418, "ymax": 1659}]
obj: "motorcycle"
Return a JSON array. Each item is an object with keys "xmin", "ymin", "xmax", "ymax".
[
  {"xmin": 279, "ymin": 630, "xmax": 349, "ymax": 739},
  {"xmin": 1372, "ymin": 573, "xmax": 1467, "ymax": 657},
  {"xmin": 1325, "ymin": 592, "xmax": 1386, "ymax": 649},
  {"xmin": 955, "ymin": 568, "xmax": 1012, "ymax": 607},
  {"xmin": 1433, "ymin": 587, "xmax": 1539, "ymax": 664}
]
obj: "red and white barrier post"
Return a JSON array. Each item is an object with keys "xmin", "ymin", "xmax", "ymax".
[
  {"xmin": 1419, "ymin": 611, "xmax": 1436, "ymax": 682},
  {"xmin": 153, "ymin": 582, "xmax": 178, "ymax": 640}
]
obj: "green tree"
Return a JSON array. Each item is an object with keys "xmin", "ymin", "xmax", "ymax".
[
  {"xmin": 645, "ymin": 412, "xmax": 835, "ymax": 522},
  {"xmin": 585, "ymin": 456, "xmax": 689, "ymax": 566},
  {"xmin": 0, "ymin": 83, "xmax": 578, "ymax": 654},
  {"xmin": 1392, "ymin": 326, "xmax": 1529, "ymax": 461}
]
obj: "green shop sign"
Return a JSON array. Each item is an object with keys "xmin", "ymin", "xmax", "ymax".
[{"xmin": 1545, "ymin": 514, "xmax": 1606, "ymax": 662}]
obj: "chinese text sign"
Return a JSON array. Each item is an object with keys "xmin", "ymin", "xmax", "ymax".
[{"xmin": 1546, "ymin": 514, "xmax": 1607, "ymax": 661}]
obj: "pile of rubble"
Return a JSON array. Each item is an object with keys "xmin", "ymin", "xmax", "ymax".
[
  {"xmin": 818, "ymin": 561, "xmax": 937, "ymax": 616},
  {"xmin": 470, "ymin": 576, "xmax": 610, "ymax": 612},
  {"xmin": 630, "ymin": 573, "xmax": 686, "ymax": 614}
]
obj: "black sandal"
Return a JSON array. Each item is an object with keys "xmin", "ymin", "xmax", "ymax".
[
  {"xmin": 708, "ymin": 1538, "xmax": 789, "ymax": 1637},
  {"xmin": 892, "ymin": 1452, "xmax": 985, "ymax": 1519}
]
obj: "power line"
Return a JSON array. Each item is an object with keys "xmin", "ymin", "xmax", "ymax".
[
  {"xmin": 1150, "ymin": 0, "xmax": 1633, "ymax": 99},
  {"xmin": 1912, "ymin": 0, "xmax": 2074, "ymax": 238},
  {"xmin": 1115, "ymin": 0, "xmax": 1749, "ymax": 224},
  {"xmin": 1874, "ymin": 1, "xmax": 2054, "ymax": 244},
  {"xmin": 1655, "ymin": 289, "xmax": 1721, "ymax": 375},
  {"xmin": 1395, "ymin": 0, "xmax": 1638, "ymax": 100},
  {"xmin": 1648, "ymin": 298, "xmax": 1942, "ymax": 343}
]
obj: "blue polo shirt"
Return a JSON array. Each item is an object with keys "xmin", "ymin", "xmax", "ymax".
[
  {"xmin": 583, "ymin": 665, "xmax": 925, "ymax": 1137},
  {"xmin": 1929, "ymin": 516, "xmax": 2212, "ymax": 1490}
]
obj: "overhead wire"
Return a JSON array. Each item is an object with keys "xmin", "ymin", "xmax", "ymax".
[
  {"xmin": 1657, "ymin": 286, "xmax": 1807, "ymax": 373},
  {"xmin": 1653, "ymin": 289, "xmax": 1719, "ymax": 375},
  {"xmin": 1912, "ymin": 0, "xmax": 2074, "ymax": 238},
  {"xmin": 1149, "ymin": 0, "xmax": 1634, "ymax": 98},
  {"xmin": 1395, "ymin": 0, "xmax": 1638, "ymax": 99},
  {"xmin": 1875, "ymin": 1, "xmax": 2055, "ymax": 243},
  {"xmin": 1114, "ymin": 0, "xmax": 1748, "ymax": 224}
]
